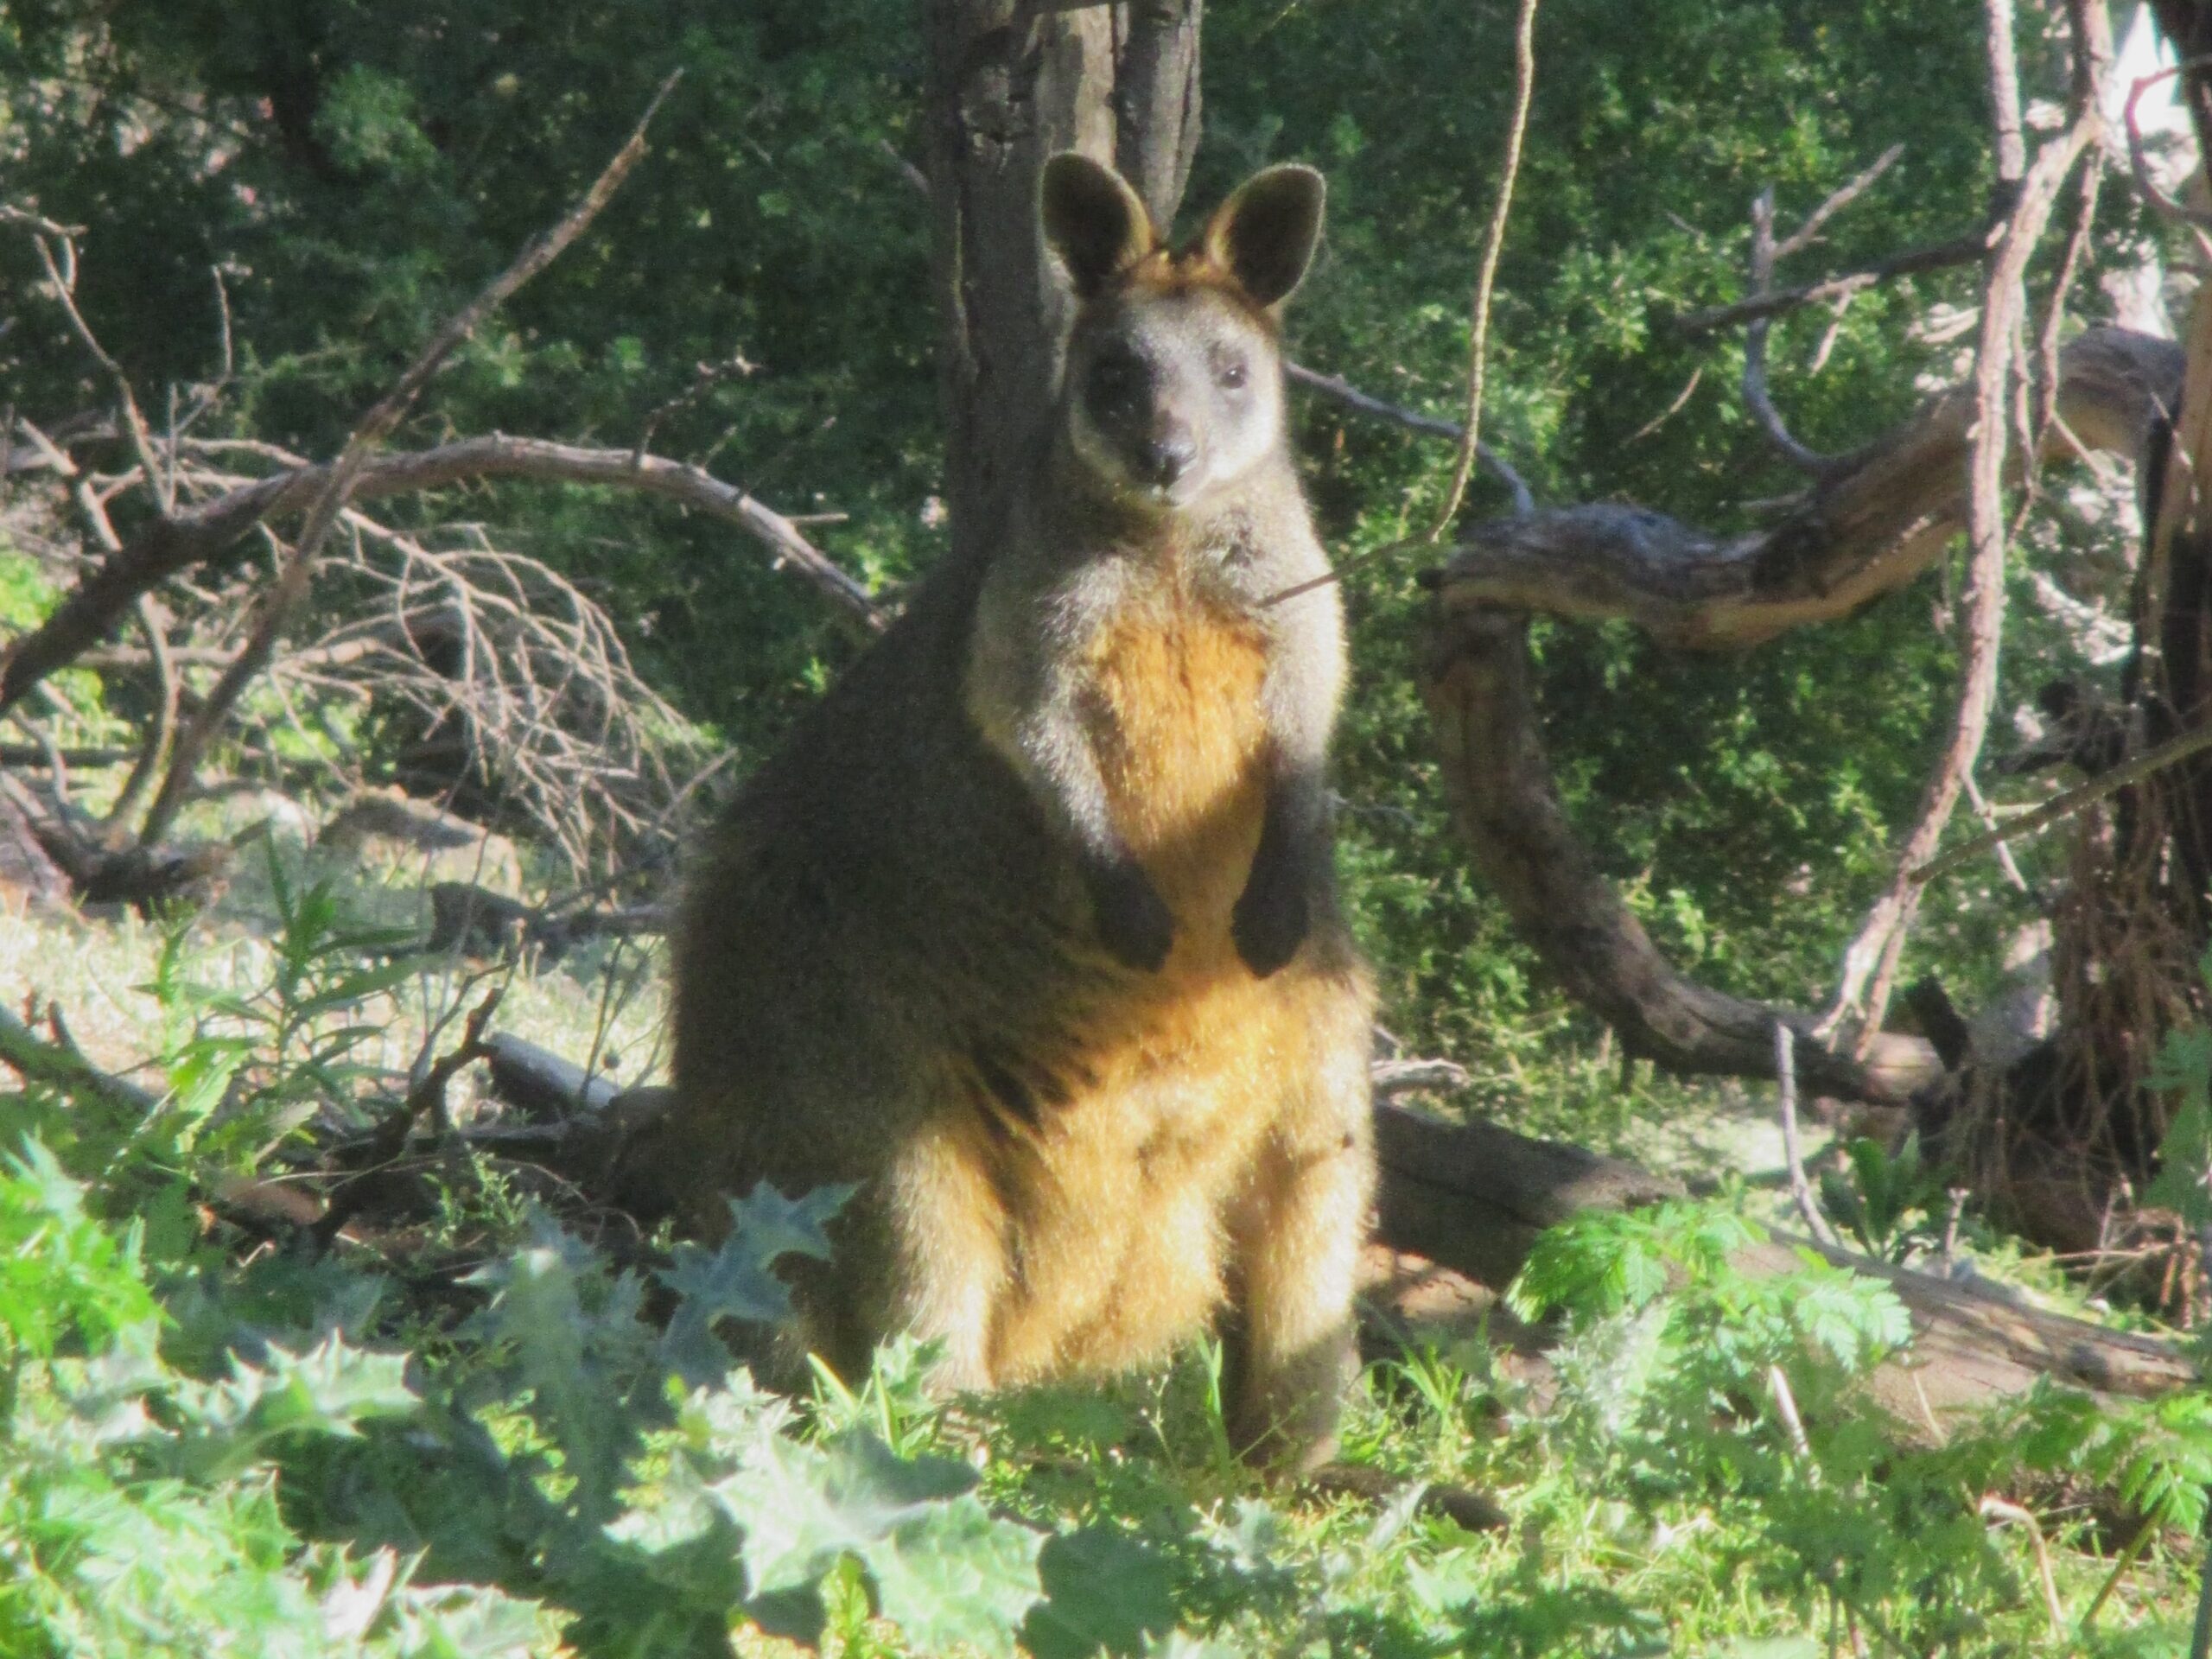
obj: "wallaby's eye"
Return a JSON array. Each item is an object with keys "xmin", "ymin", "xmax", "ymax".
[{"xmin": 1215, "ymin": 358, "xmax": 1249, "ymax": 391}]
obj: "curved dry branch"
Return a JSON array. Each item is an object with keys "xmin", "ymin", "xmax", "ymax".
[
  {"xmin": 1417, "ymin": 604, "xmax": 1943, "ymax": 1103},
  {"xmin": 1431, "ymin": 326, "xmax": 2179, "ymax": 652},
  {"xmin": 0, "ymin": 434, "xmax": 881, "ymax": 717}
]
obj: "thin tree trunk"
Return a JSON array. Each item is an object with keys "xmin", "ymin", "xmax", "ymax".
[{"xmin": 923, "ymin": 0, "xmax": 1203, "ymax": 560}]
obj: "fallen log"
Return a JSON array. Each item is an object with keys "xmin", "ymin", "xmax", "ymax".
[
  {"xmin": 1371, "ymin": 1101, "xmax": 2196, "ymax": 1425},
  {"xmin": 429, "ymin": 880, "xmax": 669, "ymax": 964},
  {"xmin": 480, "ymin": 1048, "xmax": 2195, "ymax": 1421}
]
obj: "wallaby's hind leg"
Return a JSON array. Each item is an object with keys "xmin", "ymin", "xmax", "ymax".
[
  {"xmin": 1221, "ymin": 978, "xmax": 1376, "ymax": 1472},
  {"xmin": 879, "ymin": 1121, "xmax": 1012, "ymax": 1393}
]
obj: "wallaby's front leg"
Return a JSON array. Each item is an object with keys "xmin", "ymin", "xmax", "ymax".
[
  {"xmin": 1233, "ymin": 766, "xmax": 1332, "ymax": 977},
  {"xmin": 1234, "ymin": 586, "xmax": 1346, "ymax": 977},
  {"xmin": 969, "ymin": 581, "xmax": 1173, "ymax": 972}
]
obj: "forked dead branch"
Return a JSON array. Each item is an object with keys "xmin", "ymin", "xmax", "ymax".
[{"xmin": 0, "ymin": 77, "xmax": 886, "ymax": 887}]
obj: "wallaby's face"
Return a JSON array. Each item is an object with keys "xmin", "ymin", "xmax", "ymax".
[{"xmin": 1042, "ymin": 156, "xmax": 1325, "ymax": 512}]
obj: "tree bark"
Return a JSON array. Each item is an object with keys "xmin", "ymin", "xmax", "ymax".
[
  {"xmin": 1418, "ymin": 603, "xmax": 1946, "ymax": 1102},
  {"xmin": 1428, "ymin": 327, "xmax": 2178, "ymax": 652},
  {"xmin": 923, "ymin": 0, "xmax": 1203, "ymax": 561}
]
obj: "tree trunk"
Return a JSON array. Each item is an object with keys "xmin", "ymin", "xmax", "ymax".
[{"xmin": 923, "ymin": 0, "xmax": 1202, "ymax": 560}]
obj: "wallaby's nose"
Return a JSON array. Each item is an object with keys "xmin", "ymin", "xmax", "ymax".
[{"xmin": 1138, "ymin": 426, "xmax": 1198, "ymax": 487}]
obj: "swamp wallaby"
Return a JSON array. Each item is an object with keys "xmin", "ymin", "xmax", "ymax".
[{"xmin": 661, "ymin": 153, "xmax": 1374, "ymax": 1468}]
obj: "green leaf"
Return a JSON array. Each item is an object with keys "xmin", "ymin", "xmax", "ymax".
[
  {"xmin": 866, "ymin": 1484, "xmax": 1046, "ymax": 1658},
  {"xmin": 657, "ymin": 1183, "xmax": 852, "ymax": 1385},
  {"xmin": 1026, "ymin": 1526, "xmax": 1178, "ymax": 1659},
  {"xmin": 712, "ymin": 1431, "xmax": 1041, "ymax": 1653}
]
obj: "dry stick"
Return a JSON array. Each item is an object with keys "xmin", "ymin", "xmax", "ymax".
[
  {"xmin": 312, "ymin": 986, "xmax": 505, "ymax": 1249},
  {"xmin": 26, "ymin": 233, "xmax": 170, "ymax": 517},
  {"xmin": 1771, "ymin": 143, "xmax": 1904, "ymax": 262},
  {"xmin": 1821, "ymin": 0, "xmax": 2105, "ymax": 1046},
  {"xmin": 1985, "ymin": 0, "xmax": 2026, "ymax": 189},
  {"xmin": 2030, "ymin": 0, "xmax": 2112, "ymax": 488},
  {"xmin": 1283, "ymin": 362, "xmax": 1534, "ymax": 511},
  {"xmin": 1425, "ymin": 0, "xmax": 1540, "ymax": 543},
  {"xmin": 132, "ymin": 73, "xmax": 679, "ymax": 849},
  {"xmin": 102, "ymin": 594, "xmax": 176, "ymax": 837},
  {"xmin": 1910, "ymin": 717, "xmax": 2212, "ymax": 884},
  {"xmin": 1669, "ymin": 231, "xmax": 1993, "ymax": 337},
  {"xmin": 0, "ymin": 428, "xmax": 874, "ymax": 717},
  {"xmin": 1744, "ymin": 186, "xmax": 1837, "ymax": 476},
  {"xmin": 1775, "ymin": 1022, "xmax": 1840, "ymax": 1249},
  {"xmin": 1977, "ymin": 1497, "xmax": 2065, "ymax": 1640},
  {"xmin": 1959, "ymin": 770, "xmax": 2032, "ymax": 894},
  {"xmin": 1738, "ymin": 147, "xmax": 1908, "ymax": 477},
  {"xmin": 1766, "ymin": 1363, "xmax": 1817, "ymax": 1469},
  {"xmin": 2123, "ymin": 58, "xmax": 2212, "ymax": 232}
]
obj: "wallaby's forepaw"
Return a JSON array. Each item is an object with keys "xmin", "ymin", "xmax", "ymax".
[
  {"xmin": 1086, "ymin": 856, "xmax": 1175, "ymax": 971},
  {"xmin": 1232, "ymin": 866, "xmax": 1310, "ymax": 978}
]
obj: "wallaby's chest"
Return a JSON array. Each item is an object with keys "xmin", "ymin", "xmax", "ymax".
[{"xmin": 1081, "ymin": 589, "xmax": 1270, "ymax": 914}]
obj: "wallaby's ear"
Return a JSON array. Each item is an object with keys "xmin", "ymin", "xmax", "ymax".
[
  {"xmin": 1040, "ymin": 153, "xmax": 1157, "ymax": 299},
  {"xmin": 1202, "ymin": 164, "xmax": 1326, "ymax": 309}
]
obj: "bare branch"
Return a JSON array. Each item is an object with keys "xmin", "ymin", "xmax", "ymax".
[
  {"xmin": 1286, "ymin": 362, "xmax": 1535, "ymax": 512},
  {"xmin": 0, "ymin": 204, "xmax": 85, "ymax": 239},
  {"xmin": 1771, "ymin": 143, "xmax": 1905, "ymax": 261},
  {"xmin": 0, "ymin": 431, "xmax": 879, "ymax": 719},
  {"xmin": 26, "ymin": 233, "xmax": 170, "ymax": 516},
  {"xmin": 1984, "ymin": 0, "xmax": 2027, "ymax": 192},
  {"xmin": 1912, "ymin": 717, "xmax": 2212, "ymax": 886},
  {"xmin": 1776, "ymin": 1023, "xmax": 1842, "ymax": 1248},
  {"xmin": 1669, "ymin": 232, "xmax": 1991, "ymax": 337},
  {"xmin": 102, "ymin": 594, "xmax": 176, "ymax": 836},
  {"xmin": 111, "ymin": 76, "xmax": 681, "ymax": 847},
  {"xmin": 2123, "ymin": 58, "xmax": 2212, "ymax": 229},
  {"xmin": 1744, "ymin": 186, "xmax": 1838, "ymax": 475},
  {"xmin": 1430, "ymin": 327, "xmax": 2175, "ymax": 650},
  {"xmin": 1825, "ymin": 0, "xmax": 2109, "ymax": 1040},
  {"xmin": 1415, "ymin": 604, "xmax": 1942, "ymax": 1103}
]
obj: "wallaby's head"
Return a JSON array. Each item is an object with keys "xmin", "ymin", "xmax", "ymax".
[{"xmin": 1041, "ymin": 154, "xmax": 1325, "ymax": 512}]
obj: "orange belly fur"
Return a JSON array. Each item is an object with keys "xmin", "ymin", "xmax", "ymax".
[
  {"xmin": 1087, "ymin": 596, "xmax": 1270, "ymax": 951},
  {"xmin": 949, "ymin": 592, "xmax": 1326, "ymax": 1381}
]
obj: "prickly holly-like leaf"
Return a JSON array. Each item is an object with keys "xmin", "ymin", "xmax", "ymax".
[
  {"xmin": 656, "ymin": 1238, "xmax": 795, "ymax": 1387},
  {"xmin": 372, "ymin": 1577, "xmax": 556, "ymax": 1659},
  {"xmin": 249, "ymin": 1332, "xmax": 418, "ymax": 1433},
  {"xmin": 166, "ymin": 1333, "xmax": 416, "ymax": 1481},
  {"xmin": 724, "ymin": 1180, "xmax": 852, "ymax": 1264},
  {"xmin": 709, "ymin": 1428, "xmax": 1040, "ymax": 1652},
  {"xmin": 1024, "ymin": 1525, "xmax": 1178, "ymax": 1659},
  {"xmin": 674, "ymin": 1366, "xmax": 796, "ymax": 1456},
  {"xmin": 711, "ymin": 1430, "xmax": 863, "ymax": 1598},
  {"xmin": 713, "ymin": 1428, "xmax": 965, "ymax": 1595},
  {"xmin": 863, "ymin": 1482, "xmax": 1046, "ymax": 1659},
  {"xmin": 461, "ymin": 1213, "xmax": 644, "ymax": 1515},
  {"xmin": 655, "ymin": 1184, "xmax": 853, "ymax": 1387}
]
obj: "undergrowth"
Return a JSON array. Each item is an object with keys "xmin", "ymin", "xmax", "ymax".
[{"xmin": 1, "ymin": 870, "xmax": 2208, "ymax": 1656}]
